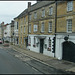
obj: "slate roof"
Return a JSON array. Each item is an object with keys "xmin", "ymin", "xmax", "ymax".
[
  {"xmin": 14, "ymin": 9, "xmax": 28, "ymax": 19},
  {"xmin": 28, "ymin": 1, "xmax": 55, "ymax": 12},
  {"xmin": 14, "ymin": 1, "xmax": 55, "ymax": 19}
]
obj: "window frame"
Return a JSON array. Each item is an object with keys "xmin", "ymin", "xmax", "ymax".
[
  {"xmin": 42, "ymin": 9, "xmax": 45, "ymax": 17},
  {"xmin": 48, "ymin": 21, "xmax": 52, "ymax": 33},
  {"xmin": 29, "ymin": 24, "xmax": 31, "ymax": 33},
  {"xmin": 67, "ymin": 19, "xmax": 72, "ymax": 33},
  {"xmin": 41, "ymin": 22, "xmax": 45, "ymax": 32},
  {"xmin": 49, "ymin": 6, "xmax": 53, "ymax": 15},
  {"xmin": 67, "ymin": 1, "xmax": 73, "ymax": 12},
  {"xmin": 34, "ymin": 12, "xmax": 37, "ymax": 19},
  {"xmin": 34, "ymin": 25, "xmax": 38, "ymax": 32}
]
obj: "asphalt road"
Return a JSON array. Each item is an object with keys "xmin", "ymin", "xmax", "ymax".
[
  {"xmin": 0, "ymin": 45, "xmax": 42, "ymax": 74},
  {"xmin": 0, "ymin": 45, "xmax": 74, "ymax": 74}
]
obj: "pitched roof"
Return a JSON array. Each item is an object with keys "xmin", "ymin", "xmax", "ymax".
[
  {"xmin": 28, "ymin": 1, "xmax": 55, "ymax": 12},
  {"xmin": 14, "ymin": 1, "xmax": 55, "ymax": 19},
  {"xmin": 14, "ymin": 9, "xmax": 28, "ymax": 19}
]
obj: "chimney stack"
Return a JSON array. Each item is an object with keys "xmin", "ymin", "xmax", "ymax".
[{"xmin": 28, "ymin": 2, "xmax": 31, "ymax": 8}]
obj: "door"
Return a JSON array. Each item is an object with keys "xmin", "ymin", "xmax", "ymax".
[
  {"xmin": 17, "ymin": 38, "xmax": 18, "ymax": 44},
  {"xmin": 40, "ymin": 39, "xmax": 44, "ymax": 53},
  {"xmin": 25, "ymin": 39, "xmax": 28, "ymax": 48},
  {"xmin": 62, "ymin": 41, "xmax": 75, "ymax": 62}
]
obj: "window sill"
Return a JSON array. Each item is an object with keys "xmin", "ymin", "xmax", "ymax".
[
  {"xmin": 67, "ymin": 32, "xmax": 72, "ymax": 33},
  {"xmin": 40, "ymin": 31, "xmax": 44, "ymax": 33},
  {"xmin": 48, "ymin": 31, "xmax": 52, "ymax": 33},
  {"xmin": 67, "ymin": 10, "xmax": 73, "ymax": 13}
]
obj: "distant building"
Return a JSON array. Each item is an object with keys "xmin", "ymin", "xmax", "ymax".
[
  {"xmin": 4, "ymin": 23, "xmax": 11, "ymax": 42},
  {"xmin": 0, "ymin": 22, "xmax": 4, "ymax": 43},
  {"xmin": 13, "ymin": 18, "xmax": 19, "ymax": 45},
  {"xmin": 10, "ymin": 20, "xmax": 14, "ymax": 44}
]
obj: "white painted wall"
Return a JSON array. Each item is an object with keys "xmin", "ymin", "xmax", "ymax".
[
  {"xmin": 4, "ymin": 24, "xmax": 11, "ymax": 41},
  {"xmin": 55, "ymin": 34, "xmax": 75, "ymax": 60},
  {"xmin": 43, "ymin": 35, "xmax": 54, "ymax": 57},
  {"xmin": 28, "ymin": 34, "xmax": 55, "ymax": 57}
]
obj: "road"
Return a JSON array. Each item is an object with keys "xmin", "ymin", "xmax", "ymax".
[
  {"xmin": 0, "ymin": 45, "xmax": 74, "ymax": 74},
  {"xmin": 0, "ymin": 45, "xmax": 42, "ymax": 74}
]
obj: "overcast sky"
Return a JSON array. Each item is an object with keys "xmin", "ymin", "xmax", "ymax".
[{"xmin": 0, "ymin": 1, "xmax": 36, "ymax": 24}]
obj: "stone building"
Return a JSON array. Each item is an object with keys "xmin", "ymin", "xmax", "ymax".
[
  {"xmin": 18, "ymin": 9, "xmax": 28, "ymax": 49},
  {"xmin": 55, "ymin": 1, "xmax": 75, "ymax": 62},
  {"xmin": 13, "ymin": 18, "xmax": 19, "ymax": 45},
  {"xmin": 28, "ymin": 1, "xmax": 56, "ymax": 57}
]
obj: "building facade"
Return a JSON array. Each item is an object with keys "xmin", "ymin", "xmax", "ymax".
[
  {"xmin": 55, "ymin": 1, "xmax": 75, "ymax": 62},
  {"xmin": 3, "ymin": 23, "xmax": 11, "ymax": 42},
  {"xmin": 0, "ymin": 22, "xmax": 4, "ymax": 43},
  {"xmin": 18, "ymin": 9, "xmax": 28, "ymax": 49},
  {"xmin": 13, "ymin": 18, "xmax": 19, "ymax": 45},
  {"xmin": 28, "ymin": 1, "xmax": 56, "ymax": 57},
  {"xmin": 10, "ymin": 20, "xmax": 14, "ymax": 44}
]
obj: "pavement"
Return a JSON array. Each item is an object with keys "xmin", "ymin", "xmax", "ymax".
[{"xmin": 10, "ymin": 45, "xmax": 75, "ymax": 73}]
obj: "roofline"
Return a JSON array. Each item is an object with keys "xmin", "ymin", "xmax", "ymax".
[{"xmin": 29, "ymin": 1, "xmax": 55, "ymax": 12}]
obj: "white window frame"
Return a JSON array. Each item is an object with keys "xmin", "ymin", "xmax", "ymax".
[
  {"xmin": 42, "ymin": 9, "xmax": 45, "ymax": 17},
  {"xmin": 49, "ymin": 7, "xmax": 53, "ymax": 15},
  {"xmin": 34, "ymin": 25, "xmax": 38, "ymax": 32},
  {"xmin": 67, "ymin": 1, "xmax": 73, "ymax": 12},
  {"xmin": 29, "ymin": 24, "xmax": 31, "ymax": 33},
  {"xmin": 67, "ymin": 19, "xmax": 72, "ymax": 33},
  {"xmin": 28, "ymin": 36, "xmax": 31, "ymax": 44},
  {"xmin": 48, "ymin": 21, "xmax": 52, "ymax": 32},
  {"xmin": 41, "ymin": 22, "xmax": 44, "ymax": 32},
  {"xmin": 34, "ymin": 12, "xmax": 37, "ymax": 19}
]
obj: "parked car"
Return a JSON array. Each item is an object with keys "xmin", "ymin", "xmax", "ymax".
[{"xmin": 0, "ymin": 39, "xmax": 2, "ymax": 44}]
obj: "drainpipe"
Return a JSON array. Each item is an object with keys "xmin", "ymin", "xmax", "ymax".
[{"xmin": 54, "ymin": 1, "xmax": 57, "ymax": 57}]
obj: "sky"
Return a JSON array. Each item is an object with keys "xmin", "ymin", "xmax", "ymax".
[{"xmin": 0, "ymin": 1, "xmax": 36, "ymax": 24}]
